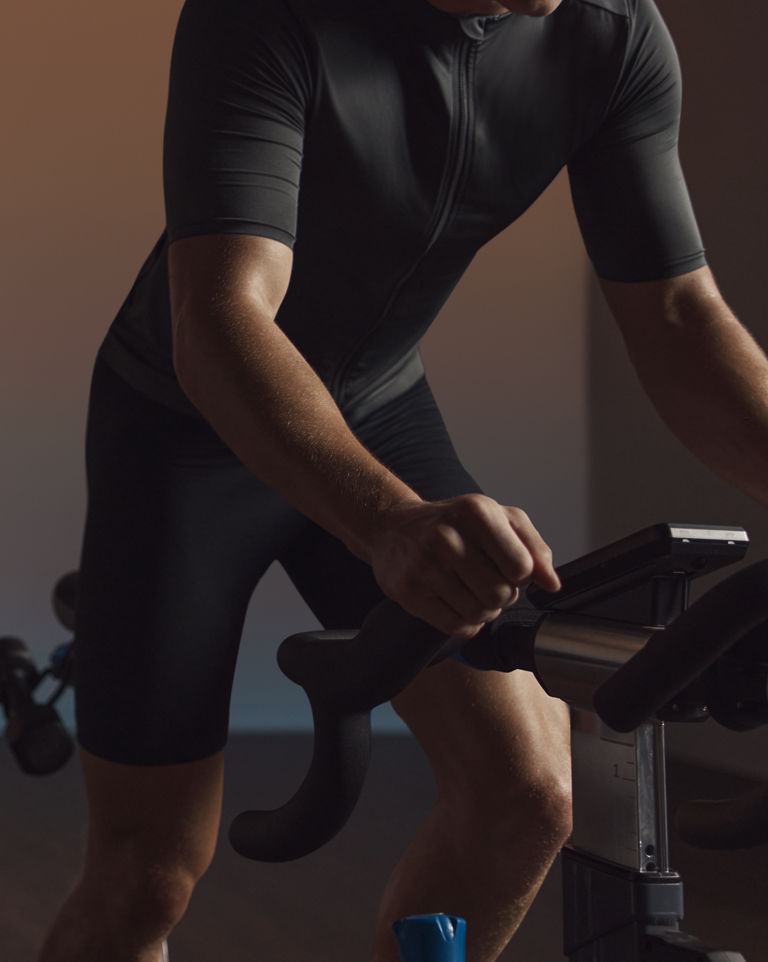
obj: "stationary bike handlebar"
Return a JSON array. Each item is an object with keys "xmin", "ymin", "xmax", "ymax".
[
  {"xmin": 5, "ymin": 530, "xmax": 766, "ymax": 859},
  {"xmin": 229, "ymin": 601, "xmax": 465, "ymax": 861},
  {"xmin": 229, "ymin": 558, "xmax": 768, "ymax": 862}
]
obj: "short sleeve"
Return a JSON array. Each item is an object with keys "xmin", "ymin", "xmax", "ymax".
[
  {"xmin": 568, "ymin": 0, "xmax": 707, "ymax": 282},
  {"xmin": 163, "ymin": 0, "xmax": 313, "ymax": 248}
]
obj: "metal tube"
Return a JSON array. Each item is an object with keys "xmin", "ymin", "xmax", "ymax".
[
  {"xmin": 532, "ymin": 613, "xmax": 657, "ymax": 711},
  {"xmin": 653, "ymin": 720, "xmax": 672, "ymax": 873}
]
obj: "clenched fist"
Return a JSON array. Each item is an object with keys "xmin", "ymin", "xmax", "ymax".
[{"xmin": 365, "ymin": 494, "xmax": 560, "ymax": 637}]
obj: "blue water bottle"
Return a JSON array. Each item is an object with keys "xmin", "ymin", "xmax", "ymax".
[{"xmin": 393, "ymin": 914, "xmax": 467, "ymax": 962}]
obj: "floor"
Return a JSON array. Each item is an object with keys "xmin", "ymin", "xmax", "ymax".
[{"xmin": 1, "ymin": 733, "xmax": 765, "ymax": 961}]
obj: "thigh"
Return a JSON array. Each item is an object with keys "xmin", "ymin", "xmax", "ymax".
[
  {"xmin": 74, "ymin": 359, "xmax": 307, "ymax": 765},
  {"xmin": 79, "ymin": 747, "xmax": 226, "ymax": 883}
]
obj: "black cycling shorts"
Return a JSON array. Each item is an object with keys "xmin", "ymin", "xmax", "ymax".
[{"xmin": 74, "ymin": 359, "xmax": 481, "ymax": 765}]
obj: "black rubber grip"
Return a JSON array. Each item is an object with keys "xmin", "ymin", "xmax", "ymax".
[
  {"xmin": 229, "ymin": 708, "xmax": 372, "ymax": 861},
  {"xmin": 229, "ymin": 599, "xmax": 464, "ymax": 861},
  {"xmin": 276, "ymin": 599, "xmax": 461, "ymax": 712},
  {"xmin": 593, "ymin": 559, "xmax": 768, "ymax": 732},
  {"xmin": 675, "ymin": 782, "xmax": 768, "ymax": 850}
]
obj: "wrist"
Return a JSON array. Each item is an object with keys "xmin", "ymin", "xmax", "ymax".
[{"xmin": 342, "ymin": 483, "xmax": 423, "ymax": 565}]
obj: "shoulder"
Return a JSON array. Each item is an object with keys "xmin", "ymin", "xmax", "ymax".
[
  {"xmin": 170, "ymin": 0, "xmax": 318, "ymax": 104},
  {"xmin": 173, "ymin": 0, "xmax": 316, "ymax": 63},
  {"xmin": 565, "ymin": 0, "xmax": 681, "ymax": 134},
  {"xmin": 561, "ymin": 0, "xmax": 673, "ymax": 54},
  {"xmin": 566, "ymin": 0, "xmax": 665, "ymax": 27}
]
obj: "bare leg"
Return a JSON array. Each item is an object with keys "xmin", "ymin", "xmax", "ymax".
[
  {"xmin": 38, "ymin": 748, "xmax": 224, "ymax": 962},
  {"xmin": 372, "ymin": 660, "xmax": 572, "ymax": 962}
]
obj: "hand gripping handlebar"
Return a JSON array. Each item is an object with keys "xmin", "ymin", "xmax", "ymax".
[{"xmin": 229, "ymin": 559, "xmax": 768, "ymax": 862}]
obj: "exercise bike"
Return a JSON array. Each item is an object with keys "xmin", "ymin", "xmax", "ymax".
[
  {"xmin": 224, "ymin": 522, "xmax": 768, "ymax": 961},
  {"xmin": 3, "ymin": 523, "xmax": 768, "ymax": 961}
]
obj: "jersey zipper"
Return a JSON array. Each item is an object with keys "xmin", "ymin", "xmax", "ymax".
[
  {"xmin": 330, "ymin": 34, "xmax": 479, "ymax": 405},
  {"xmin": 423, "ymin": 37, "xmax": 476, "ymax": 252}
]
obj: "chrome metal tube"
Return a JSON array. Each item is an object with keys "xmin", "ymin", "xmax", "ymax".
[{"xmin": 533, "ymin": 613, "xmax": 657, "ymax": 711}]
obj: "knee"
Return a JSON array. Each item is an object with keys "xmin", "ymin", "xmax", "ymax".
[
  {"xmin": 85, "ymin": 837, "xmax": 214, "ymax": 936},
  {"xmin": 448, "ymin": 760, "xmax": 573, "ymax": 855},
  {"xmin": 511, "ymin": 767, "xmax": 573, "ymax": 849},
  {"xmin": 123, "ymin": 856, "xmax": 202, "ymax": 930}
]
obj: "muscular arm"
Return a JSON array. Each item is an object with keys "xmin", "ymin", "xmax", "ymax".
[
  {"xmin": 601, "ymin": 266, "xmax": 768, "ymax": 506},
  {"xmin": 169, "ymin": 233, "xmax": 560, "ymax": 635},
  {"xmin": 170, "ymin": 233, "xmax": 416, "ymax": 558}
]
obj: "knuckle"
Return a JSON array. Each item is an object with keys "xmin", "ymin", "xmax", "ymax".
[
  {"xmin": 426, "ymin": 524, "xmax": 463, "ymax": 560},
  {"xmin": 509, "ymin": 553, "xmax": 535, "ymax": 583},
  {"xmin": 519, "ymin": 554, "xmax": 536, "ymax": 579},
  {"xmin": 539, "ymin": 545, "xmax": 555, "ymax": 566},
  {"xmin": 453, "ymin": 493, "xmax": 492, "ymax": 522},
  {"xmin": 507, "ymin": 505, "xmax": 530, "ymax": 525}
]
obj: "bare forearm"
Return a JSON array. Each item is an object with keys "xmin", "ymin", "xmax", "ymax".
[
  {"xmin": 173, "ymin": 302, "xmax": 420, "ymax": 560},
  {"xmin": 610, "ymin": 277, "xmax": 768, "ymax": 506}
]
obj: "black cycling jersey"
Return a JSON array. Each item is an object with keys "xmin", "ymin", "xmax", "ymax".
[{"xmin": 99, "ymin": 0, "xmax": 706, "ymax": 419}]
